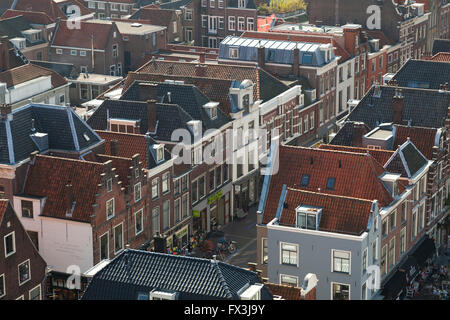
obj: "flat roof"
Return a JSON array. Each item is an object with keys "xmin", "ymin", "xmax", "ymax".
[
  {"xmin": 366, "ymin": 129, "xmax": 393, "ymax": 140},
  {"xmin": 89, "ymin": 19, "xmax": 165, "ymax": 34},
  {"xmin": 72, "ymin": 73, "xmax": 122, "ymax": 84}
]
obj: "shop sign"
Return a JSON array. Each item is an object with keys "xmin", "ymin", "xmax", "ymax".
[
  {"xmin": 166, "ymin": 235, "xmax": 173, "ymax": 248},
  {"xmin": 192, "ymin": 210, "xmax": 201, "ymax": 218},
  {"xmin": 208, "ymin": 190, "xmax": 223, "ymax": 204}
]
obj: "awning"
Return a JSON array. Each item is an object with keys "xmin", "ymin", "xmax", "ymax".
[
  {"xmin": 411, "ymin": 237, "xmax": 435, "ymax": 266},
  {"xmin": 398, "ymin": 255, "xmax": 420, "ymax": 282},
  {"xmin": 381, "ymin": 270, "xmax": 408, "ymax": 300}
]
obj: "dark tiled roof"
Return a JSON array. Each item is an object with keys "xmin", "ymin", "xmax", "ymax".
[
  {"xmin": 30, "ymin": 60, "xmax": 77, "ymax": 79},
  {"xmin": 279, "ymin": 188, "xmax": 374, "ymax": 236},
  {"xmin": 329, "ymin": 121, "xmax": 371, "ymax": 147},
  {"xmin": 261, "ymin": 145, "xmax": 392, "ymax": 224},
  {"xmin": 384, "ymin": 141, "xmax": 428, "ymax": 178},
  {"xmin": 13, "ymin": 0, "xmax": 91, "ymax": 20},
  {"xmin": 432, "ymin": 39, "xmax": 450, "ymax": 55},
  {"xmin": 1, "ymin": 9, "xmax": 55, "ymax": 25},
  {"xmin": 392, "ymin": 59, "xmax": 450, "ymax": 90},
  {"xmin": 0, "ymin": 15, "xmax": 33, "ymax": 39},
  {"xmin": 0, "ymin": 63, "xmax": 67, "ymax": 88},
  {"xmin": 0, "ymin": 104, "xmax": 102, "ymax": 165},
  {"xmin": 393, "ymin": 125, "xmax": 437, "ymax": 160},
  {"xmin": 81, "ymin": 249, "xmax": 273, "ymax": 300},
  {"xmin": 23, "ymin": 155, "xmax": 105, "ymax": 223},
  {"xmin": 347, "ymin": 85, "xmax": 449, "ymax": 130}
]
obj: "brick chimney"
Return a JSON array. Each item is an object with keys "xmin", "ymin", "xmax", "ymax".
[
  {"xmin": 257, "ymin": 45, "xmax": 265, "ymax": 68},
  {"xmin": 110, "ymin": 139, "xmax": 118, "ymax": 156},
  {"xmin": 393, "ymin": 88, "xmax": 404, "ymax": 124},
  {"xmin": 199, "ymin": 52, "xmax": 205, "ymax": 64},
  {"xmin": 195, "ymin": 64, "xmax": 206, "ymax": 77},
  {"xmin": 147, "ymin": 99, "xmax": 157, "ymax": 133},
  {"xmin": 0, "ymin": 104, "xmax": 12, "ymax": 120},
  {"xmin": 293, "ymin": 48, "xmax": 299, "ymax": 77},
  {"xmin": 353, "ymin": 122, "xmax": 368, "ymax": 147},
  {"xmin": 343, "ymin": 25, "xmax": 361, "ymax": 56},
  {"xmin": 138, "ymin": 82, "xmax": 158, "ymax": 101},
  {"xmin": 0, "ymin": 36, "xmax": 10, "ymax": 72}
]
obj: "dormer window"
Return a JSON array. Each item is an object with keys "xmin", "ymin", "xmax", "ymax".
[
  {"xmin": 242, "ymin": 94, "xmax": 249, "ymax": 112},
  {"xmin": 203, "ymin": 102, "xmax": 219, "ymax": 120},
  {"xmin": 238, "ymin": 0, "xmax": 245, "ymax": 8},
  {"xmin": 229, "ymin": 47, "xmax": 239, "ymax": 59},
  {"xmin": 210, "ymin": 107, "xmax": 217, "ymax": 119},
  {"xmin": 296, "ymin": 205, "xmax": 321, "ymax": 230},
  {"xmin": 155, "ymin": 145, "xmax": 164, "ymax": 163}
]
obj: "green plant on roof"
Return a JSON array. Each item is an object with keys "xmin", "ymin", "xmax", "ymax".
[{"xmin": 269, "ymin": 0, "xmax": 306, "ymax": 14}]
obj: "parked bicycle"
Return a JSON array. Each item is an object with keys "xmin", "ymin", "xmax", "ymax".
[{"xmin": 217, "ymin": 237, "xmax": 237, "ymax": 253}]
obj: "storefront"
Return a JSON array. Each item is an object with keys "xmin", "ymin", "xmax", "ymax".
[
  {"xmin": 233, "ymin": 173, "xmax": 259, "ymax": 214},
  {"xmin": 173, "ymin": 225, "xmax": 189, "ymax": 249}
]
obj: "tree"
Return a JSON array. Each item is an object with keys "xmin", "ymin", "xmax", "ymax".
[{"xmin": 269, "ymin": 0, "xmax": 306, "ymax": 14}]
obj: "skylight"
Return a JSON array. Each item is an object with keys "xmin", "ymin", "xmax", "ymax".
[
  {"xmin": 301, "ymin": 174, "xmax": 310, "ymax": 187},
  {"xmin": 326, "ymin": 177, "xmax": 336, "ymax": 190}
]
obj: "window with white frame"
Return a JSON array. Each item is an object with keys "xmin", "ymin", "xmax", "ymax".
[
  {"xmin": 419, "ymin": 204, "xmax": 425, "ymax": 230},
  {"xmin": 390, "ymin": 210, "xmax": 396, "ymax": 231},
  {"xmin": 372, "ymin": 238, "xmax": 378, "ymax": 262},
  {"xmin": 228, "ymin": 16, "xmax": 235, "ymax": 30},
  {"xmin": 175, "ymin": 198, "xmax": 181, "ymax": 222},
  {"xmin": 238, "ymin": 0, "xmax": 245, "ymax": 7},
  {"xmin": 29, "ymin": 284, "xmax": 41, "ymax": 300},
  {"xmin": 56, "ymin": 48, "xmax": 62, "ymax": 55},
  {"xmin": 0, "ymin": 274, "xmax": 4, "ymax": 298},
  {"xmin": 70, "ymin": 50, "xmax": 77, "ymax": 56},
  {"xmin": 201, "ymin": 0, "xmax": 207, "ymax": 7},
  {"xmin": 120, "ymin": 4, "xmax": 128, "ymax": 11},
  {"xmin": 111, "ymin": 3, "xmax": 119, "ymax": 10},
  {"xmin": 134, "ymin": 183, "xmax": 142, "ymax": 202},
  {"xmin": 98, "ymin": 2, "xmax": 105, "ymax": 9},
  {"xmin": 280, "ymin": 243, "xmax": 298, "ymax": 266},
  {"xmin": 296, "ymin": 210, "xmax": 318, "ymax": 230},
  {"xmin": 88, "ymin": 1, "xmax": 95, "ymax": 9},
  {"xmin": 80, "ymin": 50, "xmax": 86, "ymax": 57},
  {"xmin": 382, "ymin": 218, "xmax": 388, "ymax": 237},
  {"xmin": 412, "ymin": 209, "xmax": 418, "ymax": 240},
  {"xmin": 218, "ymin": 16, "xmax": 224, "ymax": 29},
  {"xmin": 310, "ymin": 113, "xmax": 314, "ymax": 130},
  {"xmin": 218, "ymin": 0, "xmax": 224, "ymax": 8},
  {"xmin": 135, "ymin": 209, "xmax": 143, "ymax": 235},
  {"xmin": 332, "ymin": 282, "xmax": 350, "ymax": 300},
  {"xmin": 4, "ymin": 231, "xmax": 15, "ymax": 258},
  {"xmin": 114, "ymin": 223, "xmax": 123, "ymax": 254},
  {"xmin": 162, "ymin": 172, "xmax": 170, "ymax": 194},
  {"xmin": 152, "ymin": 178, "xmax": 159, "ymax": 199},
  {"xmin": 182, "ymin": 175, "xmax": 188, "ymax": 192},
  {"xmin": 106, "ymin": 198, "xmax": 115, "ymax": 219},
  {"xmin": 185, "ymin": 9, "xmax": 192, "ymax": 20},
  {"xmin": 210, "ymin": 0, "xmax": 215, "ymax": 7},
  {"xmin": 107, "ymin": 178, "xmax": 112, "ymax": 192},
  {"xmin": 247, "ymin": 17, "xmax": 254, "ymax": 30},
  {"xmin": 237, "ymin": 17, "xmax": 245, "ymax": 31},
  {"xmin": 202, "ymin": 15, "xmax": 207, "ymax": 28},
  {"xmin": 332, "ymin": 250, "xmax": 350, "ymax": 274},
  {"xmin": 182, "ymin": 193, "xmax": 189, "ymax": 218},
  {"xmin": 362, "ymin": 248, "xmax": 368, "ymax": 273},
  {"xmin": 381, "ymin": 245, "xmax": 387, "ymax": 275},
  {"xmin": 112, "ymin": 44, "xmax": 118, "ymax": 58},
  {"xmin": 21, "ymin": 200, "xmax": 33, "ymax": 218},
  {"xmin": 100, "ymin": 232, "xmax": 108, "ymax": 261},
  {"xmin": 262, "ymin": 238, "xmax": 268, "ymax": 264},
  {"xmin": 163, "ymin": 200, "xmax": 170, "ymax": 231},
  {"xmin": 280, "ymin": 274, "xmax": 298, "ymax": 286},
  {"xmin": 18, "ymin": 260, "xmax": 30, "ymax": 285},
  {"xmin": 152, "ymin": 207, "xmax": 160, "ymax": 236}
]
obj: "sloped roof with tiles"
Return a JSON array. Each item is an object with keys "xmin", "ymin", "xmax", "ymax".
[
  {"xmin": 277, "ymin": 188, "xmax": 374, "ymax": 236},
  {"xmin": 82, "ymin": 249, "xmax": 273, "ymax": 300},
  {"xmin": 129, "ymin": 6, "xmax": 176, "ymax": 28},
  {"xmin": 265, "ymin": 283, "xmax": 305, "ymax": 300},
  {"xmin": 1, "ymin": 9, "xmax": 55, "ymax": 25},
  {"xmin": 0, "ymin": 63, "xmax": 67, "ymax": 88},
  {"xmin": 384, "ymin": 140, "xmax": 429, "ymax": 179},
  {"xmin": 392, "ymin": 59, "xmax": 450, "ymax": 90},
  {"xmin": 261, "ymin": 145, "xmax": 393, "ymax": 224},
  {"xmin": 329, "ymin": 121, "xmax": 371, "ymax": 148},
  {"xmin": 0, "ymin": 103, "xmax": 102, "ymax": 165},
  {"xmin": 13, "ymin": 0, "xmax": 91, "ymax": 20},
  {"xmin": 95, "ymin": 154, "xmax": 134, "ymax": 188},
  {"xmin": 319, "ymin": 144, "xmax": 395, "ymax": 166},
  {"xmin": 22, "ymin": 155, "xmax": 105, "ymax": 223},
  {"xmin": 393, "ymin": 125, "xmax": 438, "ymax": 160},
  {"xmin": 347, "ymin": 85, "xmax": 450, "ymax": 130},
  {"xmin": 432, "ymin": 39, "xmax": 450, "ymax": 55},
  {"xmin": 427, "ymin": 52, "xmax": 450, "ymax": 62},
  {"xmin": 52, "ymin": 20, "xmax": 115, "ymax": 50}
]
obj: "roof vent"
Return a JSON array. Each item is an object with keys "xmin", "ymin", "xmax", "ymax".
[{"xmin": 131, "ymin": 23, "xmax": 142, "ymax": 28}]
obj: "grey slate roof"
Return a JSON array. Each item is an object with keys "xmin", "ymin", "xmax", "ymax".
[
  {"xmin": 432, "ymin": 39, "xmax": 450, "ymax": 55},
  {"xmin": 120, "ymin": 81, "xmax": 232, "ymax": 133},
  {"xmin": 30, "ymin": 60, "xmax": 78, "ymax": 79},
  {"xmin": 329, "ymin": 121, "xmax": 370, "ymax": 147},
  {"xmin": 0, "ymin": 15, "xmax": 45, "ymax": 46},
  {"xmin": 384, "ymin": 140, "xmax": 428, "ymax": 178},
  {"xmin": 347, "ymin": 85, "xmax": 450, "ymax": 130},
  {"xmin": 392, "ymin": 59, "xmax": 450, "ymax": 90},
  {"xmin": 0, "ymin": 104, "xmax": 102, "ymax": 165},
  {"xmin": 81, "ymin": 249, "xmax": 273, "ymax": 300}
]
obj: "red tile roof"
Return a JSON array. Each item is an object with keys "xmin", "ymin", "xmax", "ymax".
[
  {"xmin": 366, "ymin": 30, "xmax": 396, "ymax": 46},
  {"xmin": 265, "ymin": 283, "xmax": 305, "ymax": 300},
  {"xmin": 13, "ymin": 0, "xmax": 67, "ymax": 20},
  {"xmin": 23, "ymin": 155, "xmax": 106, "ymax": 223},
  {"xmin": 52, "ymin": 20, "xmax": 116, "ymax": 50},
  {"xmin": 428, "ymin": 52, "xmax": 450, "ymax": 62},
  {"xmin": 262, "ymin": 145, "xmax": 392, "ymax": 224},
  {"xmin": 1, "ymin": 9, "xmax": 55, "ymax": 24},
  {"xmin": 319, "ymin": 144, "xmax": 395, "ymax": 166},
  {"xmin": 96, "ymin": 130, "xmax": 148, "ymax": 168},
  {"xmin": 0, "ymin": 63, "xmax": 67, "ymax": 88},
  {"xmin": 393, "ymin": 125, "xmax": 437, "ymax": 160},
  {"xmin": 279, "ymin": 188, "xmax": 374, "ymax": 236}
]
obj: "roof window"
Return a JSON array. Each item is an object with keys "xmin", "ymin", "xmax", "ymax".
[{"xmin": 326, "ymin": 177, "xmax": 336, "ymax": 190}]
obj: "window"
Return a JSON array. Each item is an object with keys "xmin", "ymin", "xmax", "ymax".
[
  {"xmin": 29, "ymin": 285, "xmax": 41, "ymax": 300},
  {"xmin": 18, "ymin": 260, "xmax": 30, "ymax": 285},
  {"xmin": 185, "ymin": 28, "xmax": 193, "ymax": 42},
  {"xmin": 229, "ymin": 47, "xmax": 239, "ymax": 58},
  {"xmin": 162, "ymin": 172, "xmax": 170, "ymax": 194},
  {"xmin": 182, "ymin": 175, "xmax": 188, "ymax": 192},
  {"xmin": 372, "ymin": 238, "xmax": 378, "ymax": 262},
  {"xmin": 120, "ymin": 4, "xmax": 128, "ymax": 11},
  {"xmin": 152, "ymin": 33, "xmax": 157, "ymax": 47},
  {"xmin": 247, "ymin": 17, "xmax": 254, "ymax": 31},
  {"xmin": 107, "ymin": 178, "xmax": 112, "ymax": 192},
  {"xmin": 114, "ymin": 224, "xmax": 123, "ymax": 254},
  {"xmin": 174, "ymin": 178, "xmax": 180, "ymax": 196},
  {"xmin": 88, "ymin": 1, "xmax": 96, "ymax": 9},
  {"xmin": 56, "ymin": 48, "xmax": 62, "ymax": 55},
  {"xmin": 182, "ymin": 193, "xmax": 189, "ymax": 218},
  {"xmin": 202, "ymin": 0, "xmax": 207, "ymax": 6},
  {"xmin": 4, "ymin": 231, "xmax": 15, "ymax": 258},
  {"xmin": 215, "ymin": 166, "xmax": 222, "ymax": 188},
  {"xmin": 152, "ymin": 178, "xmax": 159, "ymax": 200},
  {"xmin": 362, "ymin": 282, "xmax": 367, "ymax": 300},
  {"xmin": 419, "ymin": 204, "xmax": 425, "ymax": 231},
  {"xmin": 80, "ymin": 50, "xmax": 86, "ymax": 57},
  {"xmin": 238, "ymin": 0, "xmax": 245, "ymax": 7},
  {"xmin": 185, "ymin": 9, "xmax": 192, "ymax": 20},
  {"xmin": 163, "ymin": 201, "xmax": 170, "ymax": 231},
  {"xmin": 100, "ymin": 232, "xmax": 108, "ymax": 261},
  {"xmin": 296, "ymin": 211, "xmax": 317, "ymax": 230},
  {"xmin": 262, "ymin": 238, "xmax": 268, "ymax": 264},
  {"xmin": 112, "ymin": 44, "xmax": 118, "ymax": 58},
  {"xmin": 223, "ymin": 163, "xmax": 229, "ymax": 182},
  {"xmin": 304, "ymin": 116, "xmax": 308, "ymax": 133},
  {"xmin": 106, "ymin": 198, "xmax": 114, "ymax": 219},
  {"xmin": 332, "ymin": 283, "xmax": 350, "ymax": 300},
  {"xmin": 281, "ymin": 243, "xmax": 297, "ymax": 266},
  {"xmin": 382, "ymin": 218, "xmax": 388, "ymax": 237},
  {"xmin": 21, "ymin": 200, "xmax": 33, "ymax": 218},
  {"xmin": 175, "ymin": 198, "xmax": 181, "ymax": 222},
  {"xmin": 134, "ymin": 209, "xmax": 143, "ymax": 236},
  {"xmin": 237, "ymin": 17, "xmax": 245, "ymax": 31},
  {"xmin": 400, "ymin": 227, "xmax": 406, "ymax": 255},
  {"xmin": 134, "ymin": 183, "xmax": 142, "ymax": 202},
  {"xmin": 300, "ymin": 174, "xmax": 310, "ymax": 187},
  {"xmin": 280, "ymin": 274, "xmax": 298, "ymax": 286},
  {"xmin": 310, "ymin": 113, "xmax": 314, "ymax": 130},
  {"xmin": 228, "ymin": 16, "xmax": 235, "ymax": 30},
  {"xmin": 210, "ymin": 0, "xmax": 215, "ymax": 7},
  {"xmin": 71, "ymin": 50, "xmax": 77, "ymax": 56},
  {"xmin": 0, "ymin": 274, "xmax": 4, "ymax": 298},
  {"xmin": 199, "ymin": 175, "xmax": 205, "ymax": 198},
  {"xmin": 411, "ymin": 209, "xmax": 417, "ymax": 240},
  {"xmin": 111, "ymin": 3, "xmax": 119, "ymax": 10},
  {"xmin": 192, "ymin": 180, "xmax": 198, "ymax": 203},
  {"xmin": 390, "ymin": 210, "xmax": 396, "ymax": 231},
  {"xmin": 332, "ymin": 250, "xmax": 350, "ymax": 274},
  {"xmin": 326, "ymin": 177, "xmax": 336, "ymax": 190},
  {"xmin": 218, "ymin": 0, "xmax": 224, "ymax": 8},
  {"xmin": 98, "ymin": 2, "xmax": 105, "ymax": 9},
  {"xmin": 152, "ymin": 207, "xmax": 160, "ymax": 236},
  {"xmin": 362, "ymin": 248, "xmax": 368, "ymax": 273},
  {"xmin": 303, "ymin": 53, "xmax": 313, "ymax": 64},
  {"xmin": 202, "ymin": 15, "xmax": 207, "ymax": 28},
  {"xmin": 401, "ymin": 202, "xmax": 406, "ymax": 223},
  {"xmin": 381, "ymin": 245, "xmax": 387, "ymax": 275},
  {"xmin": 388, "ymin": 237, "xmax": 395, "ymax": 268}
]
